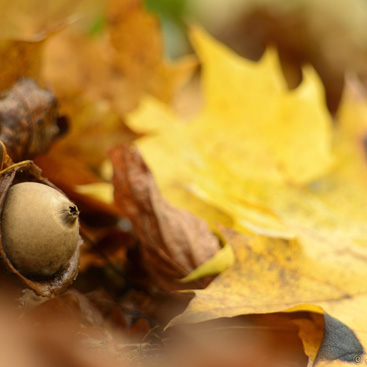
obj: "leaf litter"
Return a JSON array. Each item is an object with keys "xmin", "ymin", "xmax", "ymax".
[{"xmin": 0, "ymin": 0, "xmax": 366, "ymax": 366}]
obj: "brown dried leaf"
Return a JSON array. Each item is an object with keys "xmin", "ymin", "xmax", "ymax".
[
  {"xmin": 110, "ymin": 145, "xmax": 220, "ymax": 292},
  {"xmin": 0, "ymin": 78, "xmax": 63, "ymax": 162}
]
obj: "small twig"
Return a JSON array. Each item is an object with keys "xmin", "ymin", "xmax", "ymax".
[
  {"xmin": 0, "ymin": 160, "xmax": 32, "ymax": 176},
  {"xmin": 140, "ymin": 325, "xmax": 162, "ymax": 345}
]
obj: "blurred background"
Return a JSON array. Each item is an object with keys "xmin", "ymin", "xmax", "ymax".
[
  {"xmin": 145, "ymin": 0, "xmax": 367, "ymax": 113},
  {"xmin": 2, "ymin": 0, "xmax": 367, "ymax": 113}
]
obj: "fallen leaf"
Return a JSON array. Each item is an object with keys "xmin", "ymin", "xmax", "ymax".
[
  {"xmin": 171, "ymin": 230, "xmax": 366, "ymax": 364},
  {"xmin": 126, "ymin": 96, "xmax": 234, "ymax": 231},
  {"xmin": 127, "ymin": 28, "xmax": 333, "ymax": 189},
  {"xmin": 110, "ymin": 144, "xmax": 220, "ymax": 292},
  {"xmin": 125, "ymin": 28, "xmax": 367, "ymax": 364}
]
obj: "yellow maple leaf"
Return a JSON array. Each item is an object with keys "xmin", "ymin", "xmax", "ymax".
[{"xmin": 126, "ymin": 28, "xmax": 367, "ymax": 364}]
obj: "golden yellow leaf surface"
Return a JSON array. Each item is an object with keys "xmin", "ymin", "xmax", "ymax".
[
  {"xmin": 0, "ymin": 39, "xmax": 45, "ymax": 93},
  {"xmin": 126, "ymin": 28, "xmax": 367, "ymax": 261},
  {"xmin": 126, "ymin": 28, "xmax": 367, "ymax": 364},
  {"xmin": 172, "ymin": 230, "xmax": 367, "ymax": 363}
]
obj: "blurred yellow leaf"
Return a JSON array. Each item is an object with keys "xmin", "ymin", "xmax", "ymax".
[
  {"xmin": 126, "ymin": 28, "xmax": 367, "ymax": 364},
  {"xmin": 129, "ymin": 27, "xmax": 333, "ymax": 186},
  {"xmin": 75, "ymin": 183, "xmax": 114, "ymax": 205}
]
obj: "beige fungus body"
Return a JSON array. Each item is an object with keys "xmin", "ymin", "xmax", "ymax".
[{"xmin": 1, "ymin": 182, "xmax": 80, "ymax": 279}]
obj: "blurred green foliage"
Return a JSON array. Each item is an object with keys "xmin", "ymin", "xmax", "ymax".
[
  {"xmin": 88, "ymin": 14, "xmax": 107, "ymax": 37},
  {"xmin": 144, "ymin": 0, "xmax": 188, "ymax": 21},
  {"xmin": 144, "ymin": 0, "xmax": 190, "ymax": 58}
]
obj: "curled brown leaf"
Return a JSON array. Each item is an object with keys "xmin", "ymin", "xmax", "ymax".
[
  {"xmin": 110, "ymin": 144, "xmax": 220, "ymax": 292},
  {"xmin": 0, "ymin": 78, "xmax": 64, "ymax": 162}
]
